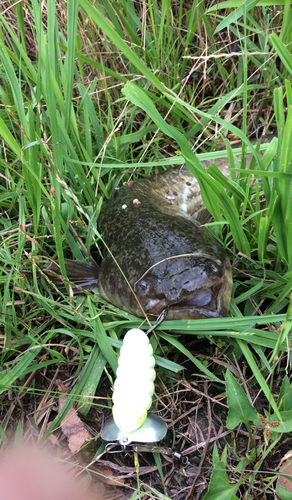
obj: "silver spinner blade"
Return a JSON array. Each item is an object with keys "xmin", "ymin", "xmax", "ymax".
[{"xmin": 101, "ymin": 414, "xmax": 167, "ymax": 445}]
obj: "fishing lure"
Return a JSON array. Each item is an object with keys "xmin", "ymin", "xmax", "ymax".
[{"xmin": 112, "ymin": 328, "xmax": 156, "ymax": 433}]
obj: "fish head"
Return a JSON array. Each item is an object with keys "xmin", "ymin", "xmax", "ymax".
[{"xmin": 133, "ymin": 252, "xmax": 232, "ymax": 319}]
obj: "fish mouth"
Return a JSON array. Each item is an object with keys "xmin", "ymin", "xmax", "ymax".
[
  {"xmin": 170, "ymin": 281, "xmax": 222, "ymax": 311},
  {"xmin": 174, "ymin": 287, "xmax": 215, "ymax": 308},
  {"xmin": 146, "ymin": 281, "xmax": 224, "ymax": 317},
  {"xmin": 167, "ymin": 264, "xmax": 232, "ymax": 319},
  {"xmin": 144, "ymin": 257, "xmax": 233, "ymax": 320}
]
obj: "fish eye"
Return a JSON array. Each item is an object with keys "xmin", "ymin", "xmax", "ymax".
[{"xmin": 139, "ymin": 281, "xmax": 148, "ymax": 293}]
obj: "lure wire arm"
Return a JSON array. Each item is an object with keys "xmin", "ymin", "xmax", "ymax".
[
  {"xmin": 105, "ymin": 443, "xmax": 129, "ymax": 454},
  {"xmin": 145, "ymin": 308, "xmax": 168, "ymax": 335}
]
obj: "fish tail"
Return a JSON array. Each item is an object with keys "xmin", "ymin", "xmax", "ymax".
[{"xmin": 44, "ymin": 258, "xmax": 99, "ymax": 294}]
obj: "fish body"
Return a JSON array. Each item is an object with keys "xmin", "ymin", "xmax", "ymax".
[
  {"xmin": 46, "ymin": 164, "xmax": 233, "ymax": 319},
  {"xmin": 97, "ymin": 165, "xmax": 232, "ymax": 319}
]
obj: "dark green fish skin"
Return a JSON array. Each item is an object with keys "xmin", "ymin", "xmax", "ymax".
[{"xmin": 97, "ymin": 165, "xmax": 233, "ymax": 319}]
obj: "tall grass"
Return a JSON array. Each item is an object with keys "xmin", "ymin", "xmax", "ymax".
[{"xmin": 0, "ymin": 0, "xmax": 292, "ymax": 496}]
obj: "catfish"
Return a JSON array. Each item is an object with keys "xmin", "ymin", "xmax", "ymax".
[{"xmin": 46, "ymin": 162, "xmax": 233, "ymax": 319}]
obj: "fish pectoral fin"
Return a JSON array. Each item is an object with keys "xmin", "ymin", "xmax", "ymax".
[{"xmin": 43, "ymin": 259, "xmax": 99, "ymax": 294}]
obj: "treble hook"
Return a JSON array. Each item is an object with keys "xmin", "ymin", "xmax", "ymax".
[{"xmin": 104, "ymin": 442, "xmax": 190, "ymax": 465}]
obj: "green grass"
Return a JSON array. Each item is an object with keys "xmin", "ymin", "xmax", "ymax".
[{"xmin": 1, "ymin": 0, "xmax": 292, "ymax": 497}]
